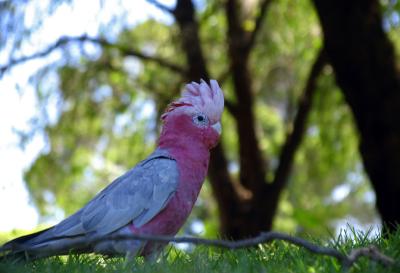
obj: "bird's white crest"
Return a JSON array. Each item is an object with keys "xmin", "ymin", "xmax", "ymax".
[{"xmin": 162, "ymin": 79, "xmax": 224, "ymax": 123}]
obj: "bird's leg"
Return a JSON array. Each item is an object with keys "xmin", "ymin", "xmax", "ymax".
[
  {"xmin": 143, "ymin": 242, "xmax": 169, "ymax": 263},
  {"xmin": 144, "ymin": 249, "xmax": 162, "ymax": 263},
  {"xmin": 123, "ymin": 251, "xmax": 136, "ymax": 268}
]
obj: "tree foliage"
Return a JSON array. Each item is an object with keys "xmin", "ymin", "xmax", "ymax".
[{"xmin": 1, "ymin": 0, "xmax": 399, "ymax": 237}]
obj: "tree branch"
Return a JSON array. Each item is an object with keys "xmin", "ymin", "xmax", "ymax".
[
  {"xmin": 0, "ymin": 36, "xmax": 70, "ymax": 78},
  {"xmin": 271, "ymin": 48, "xmax": 327, "ymax": 190},
  {"xmin": 146, "ymin": 0, "xmax": 175, "ymax": 15},
  {"xmin": 245, "ymin": 0, "xmax": 273, "ymax": 52},
  {"xmin": 173, "ymin": 0, "xmax": 209, "ymax": 80},
  {"xmin": 83, "ymin": 36, "xmax": 186, "ymax": 74},
  {"xmin": 0, "ymin": 35, "xmax": 186, "ymax": 78},
  {"xmin": 225, "ymin": 0, "xmax": 268, "ymax": 192},
  {"xmin": 9, "ymin": 231, "xmax": 389, "ymax": 269}
]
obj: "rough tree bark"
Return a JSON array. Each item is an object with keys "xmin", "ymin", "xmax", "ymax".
[
  {"xmin": 173, "ymin": 0, "xmax": 327, "ymax": 239},
  {"xmin": 312, "ymin": 0, "xmax": 400, "ymax": 232}
]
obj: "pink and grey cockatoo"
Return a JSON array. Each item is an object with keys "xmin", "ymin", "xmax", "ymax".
[{"xmin": 1, "ymin": 79, "xmax": 224, "ymax": 261}]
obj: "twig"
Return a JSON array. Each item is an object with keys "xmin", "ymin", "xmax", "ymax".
[
  {"xmin": 146, "ymin": 0, "xmax": 175, "ymax": 15},
  {"xmin": 346, "ymin": 246, "xmax": 395, "ymax": 268},
  {"xmin": 83, "ymin": 231, "xmax": 394, "ymax": 269},
  {"xmin": 0, "ymin": 36, "xmax": 69, "ymax": 77},
  {"xmin": 0, "ymin": 35, "xmax": 186, "ymax": 78},
  {"xmin": 82, "ymin": 35, "xmax": 186, "ymax": 74}
]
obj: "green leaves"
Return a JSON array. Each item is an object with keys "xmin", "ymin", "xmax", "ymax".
[{"xmin": 19, "ymin": 0, "xmax": 387, "ymax": 236}]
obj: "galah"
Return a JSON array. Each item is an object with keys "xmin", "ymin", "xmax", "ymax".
[{"xmin": 1, "ymin": 79, "xmax": 224, "ymax": 261}]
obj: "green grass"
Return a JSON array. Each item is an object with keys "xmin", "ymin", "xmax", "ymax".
[{"xmin": 1, "ymin": 229, "xmax": 399, "ymax": 273}]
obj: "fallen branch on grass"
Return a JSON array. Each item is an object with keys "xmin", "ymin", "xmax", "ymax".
[{"xmin": 86, "ymin": 231, "xmax": 395, "ymax": 269}]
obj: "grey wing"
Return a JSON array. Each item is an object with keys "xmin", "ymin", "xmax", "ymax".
[{"xmin": 51, "ymin": 150, "xmax": 179, "ymax": 237}]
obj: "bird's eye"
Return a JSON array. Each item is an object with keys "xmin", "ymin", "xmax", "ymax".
[{"xmin": 193, "ymin": 113, "xmax": 208, "ymax": 126}]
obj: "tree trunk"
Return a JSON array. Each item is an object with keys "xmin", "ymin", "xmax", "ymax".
[
  {"xmin": 173, "ymin": 0, "xmax": 326, "ymax": 239},
  {"xmin": 312, "ymin": 0, "xmax": 400, "ymax": 232}
]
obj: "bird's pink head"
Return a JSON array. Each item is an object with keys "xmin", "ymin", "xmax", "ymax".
[{"xmin": 159, "ymin": 79, "xmax": 224, "ymax": 150}]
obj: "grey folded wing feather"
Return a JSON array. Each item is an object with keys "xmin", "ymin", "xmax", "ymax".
[{"xmin": 50, "ymin": 149, "xmax": 179, "ymax": 238}]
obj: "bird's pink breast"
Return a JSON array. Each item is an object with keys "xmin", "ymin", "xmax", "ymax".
[{"xmin": 129, "ymin": 144, "xmax": 210, "ymax": 255}]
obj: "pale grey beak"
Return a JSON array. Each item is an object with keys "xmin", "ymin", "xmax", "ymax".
[{"xmin": 212, "ymin": 122, "xmax": 222, "ymax": 135}]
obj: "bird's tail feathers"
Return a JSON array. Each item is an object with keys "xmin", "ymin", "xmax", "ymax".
[{"xmin": 0, "ymin": 228, "xmax": 89, "ymax": 262}]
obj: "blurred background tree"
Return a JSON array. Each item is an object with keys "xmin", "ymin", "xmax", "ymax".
[{"xmin": 1, "ymin": 0, "xmax": 399, "ymax": 239}]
